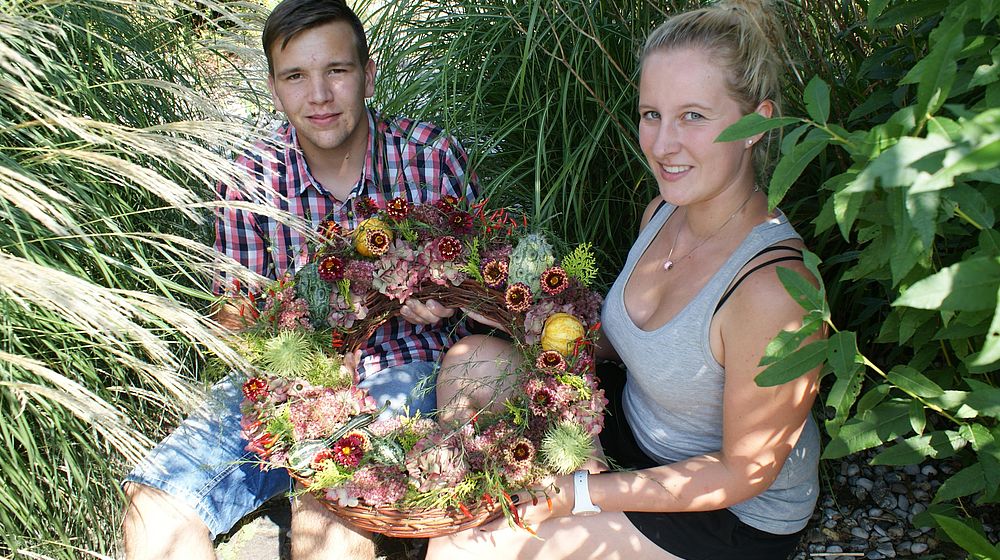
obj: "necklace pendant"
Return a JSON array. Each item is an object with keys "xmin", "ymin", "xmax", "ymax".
[{"xmin": 663, "ymin": 260, "xmax": 674, "ymax": 271}]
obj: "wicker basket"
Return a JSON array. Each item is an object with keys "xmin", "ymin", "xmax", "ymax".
[
  {"xmin": 287, "ymin": 280, "xmax": 511, "ymax": 537},
  {"xmin": 290, "ymin": 471, "xmax": 503, "ymax": 537}
]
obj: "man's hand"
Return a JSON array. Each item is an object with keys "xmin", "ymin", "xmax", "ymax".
[
  {"xmin": 399, "ymin": 298, "xmax": 456, "ymax": 325},
  {"xmin": 340, "ymin": 348, "xmax": 362, "ymax": 384},
  {"xmin": 212, "ymin": 300, "xmax": 250, "ymax": 332}
]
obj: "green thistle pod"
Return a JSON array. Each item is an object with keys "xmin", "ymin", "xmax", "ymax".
[
  {"xmin": 261, "ymin": 331, "xmax": 313, "ymax": 377},
  {"xmin": 294, "ymin": 262, "xmax": 332, "ymax": 327},
  {"xmin": 508, "ymin": 233, "xmax": 555, "ymax": 296},
  {"xmin": 540, "ymin": 422, "xmax": 593, "ymax": 475}
]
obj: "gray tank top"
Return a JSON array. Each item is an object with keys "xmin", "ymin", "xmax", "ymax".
[{"xmin": 602, "ymin": 203, "xmax": 820, "ymax": 535}]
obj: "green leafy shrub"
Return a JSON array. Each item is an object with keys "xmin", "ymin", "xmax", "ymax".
[{"xmin": 738, "ymin": 0, "xmax": 1000, "ymax": 555}]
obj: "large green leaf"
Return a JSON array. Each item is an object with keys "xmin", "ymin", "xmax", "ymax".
[
  {"xmin": 755, "ymin": 339, "xmax": 827, "ymax": 387},
  {"xmin": 845, "ymin": 135, "xmax": 952, "ymax": 194},
  {"xmin": 776, "ymin": 266, "xmax": 825, "ymax": 312},
  {"xmin": 802, "ymin": 76, "xmax": 831, "ymax": 125},
  {"xmin": 909, "ymin": 399, "xmax": 927, "ymax": 435},
  {"xmin": 912, "ymin": 138, "xmax": 1000, "ymax": 193},
  {"xmin": 825, "ymin": 331, "xmax": 861, "ymax": 379},
  {"xmin": 886, "ymin": 365, "xmax": 945, "ymax": 398},
  {"xmin": 871, "ymin": 430, "xmax": 965, "ymax": 465},
  {"xmin": 968, "ymin": 294, "xmax": 1000, "ymax": 367},
  {"xmin": 715, "ymin": 113, "xmax": 800, "ymax": 142},
  {"xmin": 944, "ymin": 183, "xmax": 996, "ymax": 230},
  {"xmin": 767, "ymin": 135, "xmax": 829, "ymax": 210},
  {"xmin": 965, "ymin": 380, "xmax": 1000, "ymax": 419},
  {"xmin": 760, "ymin": 318, "xmax": 821, "ymax": 366},
  {"xmin": 893, "ymin": 257, "xmax": 1000, "ymax": 311},
  {"xmin": 822, "ymin": 399, "xmax": 912, "ymax": 459},
  {"xmin": 933, "ymin": 465, "xmax": 987, "ymax": 503},
  {"xmin": 930, "ymin": 514, "xmax": 1000, "ymax": 559},
  {"xmin": 900, "ymin": 3, "xmax": 967, "ymax": 116}
]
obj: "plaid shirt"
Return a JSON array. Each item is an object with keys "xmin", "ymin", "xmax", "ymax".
[{"xmin": 215, "ymin": 108, "xmax": 478, "ymax": 378}]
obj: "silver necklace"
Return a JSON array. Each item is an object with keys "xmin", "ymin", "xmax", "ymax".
[{"xmin": 663, "ymin": 186, "xmax": 758, "ymax": 272}]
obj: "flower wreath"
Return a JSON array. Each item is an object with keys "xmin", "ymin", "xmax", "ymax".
[{"xmin": 235, "ymin": 195, "xmax": 606, "ymax": 536}]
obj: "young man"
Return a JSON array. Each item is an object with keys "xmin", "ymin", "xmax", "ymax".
[{"xmin": 122, "ymin": 1, "xmax": 477, "ymax": 558}]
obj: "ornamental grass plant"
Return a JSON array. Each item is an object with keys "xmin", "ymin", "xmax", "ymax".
[
  {"xmin": 0, "ymin": 0, "xmax": 277, "ymax": 557},
  {"xmin": 2, "ymin": 0, "xmax": 998, "ymax": 558}
]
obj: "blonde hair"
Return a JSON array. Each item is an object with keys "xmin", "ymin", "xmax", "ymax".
[{"xmin": 641, "ymin": 0, "xmax": 788, "ymax": 172}]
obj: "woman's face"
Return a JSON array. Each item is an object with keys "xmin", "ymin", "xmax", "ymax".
[{"xmin": 637, "ymin": 47, "xmax": 767, "ymax": 208}]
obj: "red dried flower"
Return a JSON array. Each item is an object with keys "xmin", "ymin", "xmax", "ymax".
[
  {"xmin": 317, "ymin": 255, "xmax": 345, "ymax": 282},
  {"xmin": 312, "ymin": 449, "xmax": 334, "ymax": 471},
  {"xmin": 242, "ymin": 377, "xmax": 269, "ymax": 402},
  {"xmin": 481, "ymin": 258, "xmax": 509, "ymax": 290},
  {"xmin": 505, "ymin": 282, "xmax": 532, "ymax": 313},
  {"xmin": 540, "ymin": 266, "xmax": 569, "ymax": 295},
  {"xmin": 535, "ymin": 350, "xmax": 567, "ymax": 371},
  {"xmin": 386, "ymin": 197, "xmax": 410, "ymax": 221},
  {"xmin": 505, "ymin": 437, "xmax": 535, "ymax": 464},
  {"xmin": 354, "ymin": 196, "xmax": 379, "ymax": 219},
  {"xmin": 435, "ymin": 195, "xmax": 459, "ymax": 210},
  {"xmin": 365, "ymin": 228, "xmax": 391, "ymax": 256},
  {"xmin": 318, "ymin": 220, "xmax": 342, "ymax": 241},
  {"xmin": 448, "ymin": 210, "xmax": 474, "ymax": 235},
  {"xmin": 435, "ymin": 236, "xmax": 463, "ymax": 261},
  {"xmin": 331, "ymin": 433, "xmax": 367, "ymax": 468}
]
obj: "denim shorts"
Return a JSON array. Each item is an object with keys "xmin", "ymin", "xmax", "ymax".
[{"xmin": 124, "ymin": 361, "xmax": 437, "ymax": 538}]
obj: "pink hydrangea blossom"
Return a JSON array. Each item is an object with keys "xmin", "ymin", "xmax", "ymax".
[
  {"xmin": 405, "ymin": 432, "xmax": 469, "ymax": 492},
  {"xmin": 372, "ymin": 239, "xmax": 429, "ymax": 302}
]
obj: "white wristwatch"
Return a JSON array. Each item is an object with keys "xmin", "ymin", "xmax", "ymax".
[{"xmin": 571, "ymin": 470, "xmax": 602, "ymax": 516}]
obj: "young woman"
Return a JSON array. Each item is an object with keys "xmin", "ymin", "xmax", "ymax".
[{"xmin": 428, "ymin": 1, "xmax": 822, "ymax": 558}]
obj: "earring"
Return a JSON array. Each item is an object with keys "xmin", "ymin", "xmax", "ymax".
[{"xmin": 746, "ymin": 139, "xmax": 753, "ymax": 146}]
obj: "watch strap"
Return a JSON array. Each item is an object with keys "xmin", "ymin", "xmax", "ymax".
[{"xmin": 571, "ymin": 470, "xmax": 602, "ymax": 516}]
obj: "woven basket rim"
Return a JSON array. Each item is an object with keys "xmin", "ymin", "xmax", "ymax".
[{"xmin": 290, "ymin": 471, "xmax": 503, "ymax": 537}]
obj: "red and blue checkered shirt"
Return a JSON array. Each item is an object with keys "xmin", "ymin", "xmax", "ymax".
[{"xmin": 214, "ymin": 108, "xmax": 478, "ymax": 378}]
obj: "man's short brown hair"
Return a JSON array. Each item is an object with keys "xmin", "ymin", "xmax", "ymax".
[{"xmin": 262, "ymin": 0, "xmax": 369, "ymax": 75}]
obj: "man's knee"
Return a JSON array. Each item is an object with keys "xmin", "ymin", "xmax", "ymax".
[
  {"xmin": 123, "ymin": 482, "xmax": 209, "ymax": 544},
  {"xmin": 291, "ymin": 492, "xmax": 375, "ymax": 560}
]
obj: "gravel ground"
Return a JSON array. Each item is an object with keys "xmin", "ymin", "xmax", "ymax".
[{"xmin": 217, "ymin": 449, "xmax": 997, "ymax": 560}]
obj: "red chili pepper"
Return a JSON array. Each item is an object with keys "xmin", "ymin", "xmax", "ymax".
[
  {"xmin": 483, "ymin": 494, "xmax": 494, "ymax": 507},
  {"xmin": 589, "ymin": 321, "xmax": 601, "ymax": 333},
  {"xmin": 509, "ymin": 503, "xmax": 522, "ymax": 527},
  {"xmin": 458, "ymin": 503, "xmax": 473, "ymax": 519},
  {"xmin": 330, "ymin": 332, "xmax": 345, "ymax": 349},
  {"xmin": 531, "ymin": 495, "xmax": 538, "ymax": 506},
  {"xmin": 546, "ymin": 496, "xmax": 553, "ymax": 512}
]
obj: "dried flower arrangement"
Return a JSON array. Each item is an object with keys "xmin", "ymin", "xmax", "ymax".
[{"xmin": 235, "ymin": 195, "xmax": 606, "ymax": 536}]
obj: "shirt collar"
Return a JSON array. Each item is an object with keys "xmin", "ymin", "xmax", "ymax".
[{"xmin": 283, "ymin": 108, "xmax": 378, "ymax": 200}]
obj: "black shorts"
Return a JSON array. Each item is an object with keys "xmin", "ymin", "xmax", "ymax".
[{"xmin": 596, "ymin": 362, "xmax": 805, "ymax": 560}]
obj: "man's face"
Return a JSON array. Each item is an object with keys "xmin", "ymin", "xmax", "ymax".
[{"xmin": 267, "ymin": 21, "xmax": 375, "ymax": 160}]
